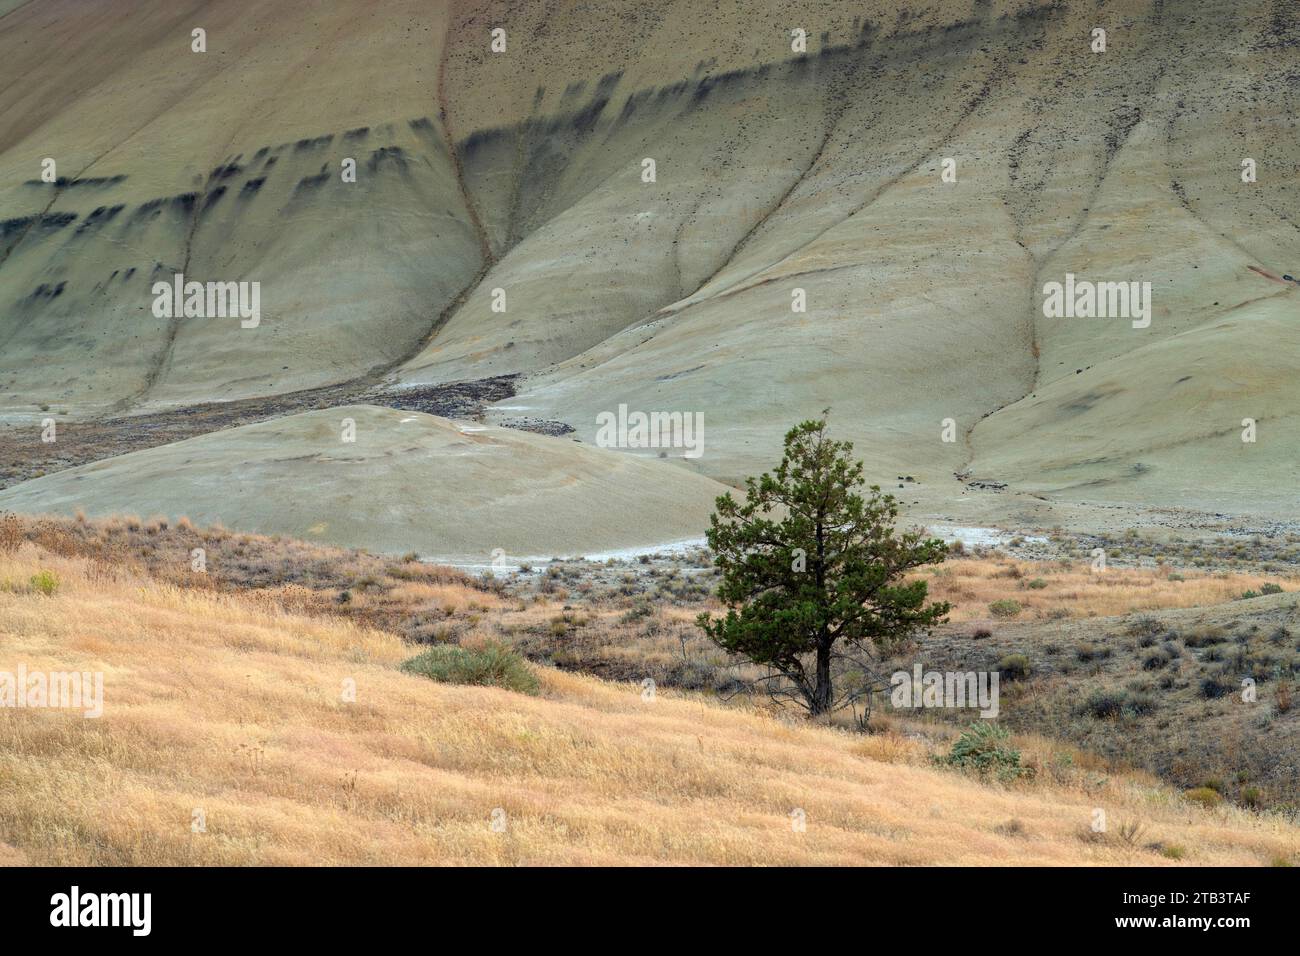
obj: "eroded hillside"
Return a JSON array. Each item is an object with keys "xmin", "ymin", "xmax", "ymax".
[{"xmin": 0, "ymin": 0, "xmax": 1296, "ymax": 546}]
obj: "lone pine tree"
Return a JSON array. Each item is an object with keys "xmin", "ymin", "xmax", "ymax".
[{"xmin": 698, "ymin": 418, "xmax": 950, "ymax": 716}]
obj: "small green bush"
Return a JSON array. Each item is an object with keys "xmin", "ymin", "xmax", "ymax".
[
  {"xmin": 988, "ymin": 599, "xmax": 1022, "ymax": 619},
  {"xmin": 1128, "ymin": 616, "xmax": 1162, "ymax": 637},
  {"xmin": 997, "ymin": 654, "xmax": 1032, "ymax": 681},
  {"xmin": 1026, "ymin": 578, "xmax": 1048, "ymax": 590},
  {"xmin": 1184, "ymin": 626, "xmax": 1228, "ymax": 647},
  {"xmin": 1142, "ymin": 649, "xmax": 1172, "ymax": 670},
  {"xmin": 1183, "ymin": 787, "xmax": 1224, "ymax": 809},
  {"xmin": 1199, "ymin": 673, "xmax": 1234, "ymax": 700},
  {"xmin": 1261, "ymin": 583, "xmax": 1283, "ymax": 595},
  {"xmin": 400, "ymin": 643, "xmax": 539, "ymax": 695},
  {"xmin": 29, "ymin": 570, "xmax": 58, "ymax": 597},
  {"xmin": 620, "ymin": 602, "xmax": 654, "ymax": 623},
  {"xmin": 1124, "ymin": 691, "xmax": 1157, "ymax": 715},
  {"xmin": 1079, "ymin": 688, "xmax": 1156, "ymax": 719},
  {"xmin": 943, "ymin": 723, "xmax": 1029, "ymax": 779}
]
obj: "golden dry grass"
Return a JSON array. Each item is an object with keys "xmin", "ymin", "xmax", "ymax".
[
  {"xmin": 921, "ymin": 558, "xmax": 1297, "ymax": 623},
  {"xmin": 1, "ymin": 545, "xmax": 1297, "ymax": 866}
]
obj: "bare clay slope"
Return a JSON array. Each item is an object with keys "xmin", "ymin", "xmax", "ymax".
[
  {"xmin": 413, "ymin": 0, "xmax": 1299, "ymax": 512},
  {"xmin": 0, "ymin": 0, "xmax": 478, "ymax": 414},
  {"xmin": 0, "ymin": 406, "xmax": 731, "ymax": 558},
  {"xmin": 0, "ymin": 0, "xmax": 1296, "ymax": 534}
]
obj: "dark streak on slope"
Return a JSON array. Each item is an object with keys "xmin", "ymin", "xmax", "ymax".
[
  {"xmin": 333, "ymin": 27, "xmax": 501, "ymax": 390},
  {"xmin": 438, "ymin": 28, "xmax": 494, "ymax": 270},
  {"xmin": 117, "ymin": 136, "xmax": 250, "ymax": 414},
  {"xmin": 0, "ymin": 0, "xmax": 37, "ymax": 26},
  {"xmin": 672, "ymin": 25, "xmax": 883, "ymax": 306},
  {"xmin": 659, "ymin": 66, "xmax": 1004, "ymax": 319}
]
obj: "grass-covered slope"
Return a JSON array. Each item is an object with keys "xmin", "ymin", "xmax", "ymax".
[{"xmin": 1, "ymin": 542, "xmax": 1297, "ymax": 865}]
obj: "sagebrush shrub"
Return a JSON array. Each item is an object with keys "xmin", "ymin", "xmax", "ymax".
[
  {"xmin": 1142, "ymin": 649, "xmax": 1171, "ymax": 670},
  {"xmin": 988, "ymin": 599, "xmax": 1022, "ymax": 619},
  {"xmin": 1183, "ymin": 787, "xmax": 1223, "ymax": 809},
  {"xmin": 400, "ymin": 642, "xmax": 539, "ymax": 695},
  {"xmin": 1079, "ymin": 687, "xmax": 1155, "ymax": 718},
  {"xmin": 943, "ymin": 723, "xmax": 1029, "ymax": 779},
  {"xmin": 1199, "ymin": 673, "xmax": 1234, "ymax": 700},
  {"xmin": 998, "ymin": 654, "xmax": 1031, "ymax": 680}
]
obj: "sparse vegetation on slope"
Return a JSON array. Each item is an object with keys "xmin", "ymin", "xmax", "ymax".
[{"xmin": 5, "ymin": 512, "xmax": 1298, "ymax": 814}]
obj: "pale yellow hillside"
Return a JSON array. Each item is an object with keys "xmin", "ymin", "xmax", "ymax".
[{"xmin": 0, "ymin": 545, "xmax": 1296, "ymax": 866}]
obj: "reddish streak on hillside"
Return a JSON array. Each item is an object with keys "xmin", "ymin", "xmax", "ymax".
[{"xmin": 1247, "ymin": 265, "xmax": 1288, "ymax": 284}]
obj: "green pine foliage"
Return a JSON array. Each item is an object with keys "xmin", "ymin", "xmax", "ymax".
[{"xmin": 697, "ymin": 418, "xmax": 950, "ymax": 716}]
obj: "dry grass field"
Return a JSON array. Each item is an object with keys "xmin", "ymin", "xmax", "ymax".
[
  {"xmin": 1, "ymin": 539, "xmax": 1299, "ymax": 866},
  {"xmin": 924, "ymin": 557, "xmax": 1299, "ymax": 624}
]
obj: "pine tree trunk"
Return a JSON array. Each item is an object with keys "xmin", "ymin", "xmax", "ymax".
[{"xmin": 811, "ymin": 636, "xmax": 833, "ymax": 715}]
